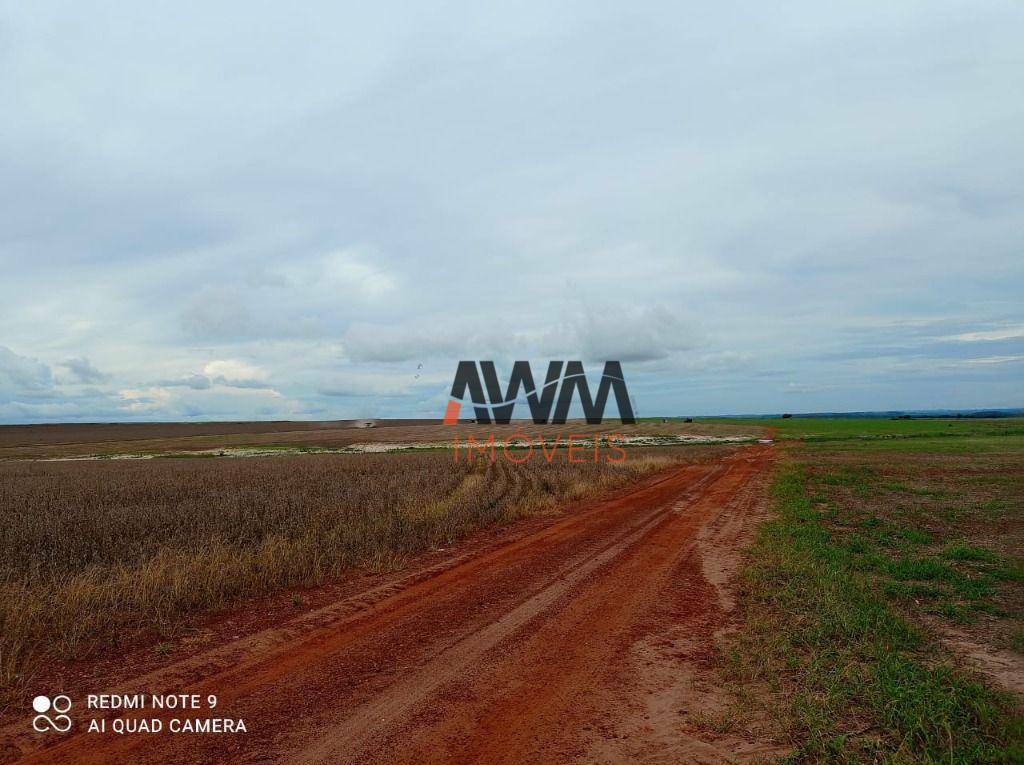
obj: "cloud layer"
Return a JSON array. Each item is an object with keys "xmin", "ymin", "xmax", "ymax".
[{"xmin": 1, "ymin": 1, "xmax": 1022, "ymax": 422}]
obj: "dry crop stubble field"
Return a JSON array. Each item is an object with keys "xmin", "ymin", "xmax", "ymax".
[
  {"xmin": 0, "ymin": 419, "xmax": 744, "ymax": 715},
  {"xmin": 0, "ymin": 420, "xmax": 754, "ymax": 460},
  {"xmin": 1, "ymin": 430, "xmax": 774, "ymax": 765}
]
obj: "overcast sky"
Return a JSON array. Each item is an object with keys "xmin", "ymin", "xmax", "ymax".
[{"xmin": 1, "ymin": 1, "xmax": 1022, "ymax": 423}]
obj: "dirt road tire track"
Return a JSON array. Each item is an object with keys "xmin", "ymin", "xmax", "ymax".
[{"xmin": 7, "ymin": 444, "xmax": 774, "ymax": 765}]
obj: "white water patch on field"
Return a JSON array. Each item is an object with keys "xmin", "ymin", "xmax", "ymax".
[
  {"xmin": 342, "ymin": 435, "xmax": 759, "ymax": 454},
  {"xmin": 34, "ymin": 434, "xmax": 757, "ymax": 461}
]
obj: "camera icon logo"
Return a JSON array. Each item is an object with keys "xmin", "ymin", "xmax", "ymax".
[{"xmin": 32, "ymin": 695, "xmax": 72, "ymax": 733}]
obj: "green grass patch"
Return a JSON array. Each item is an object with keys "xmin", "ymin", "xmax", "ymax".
[
  {"xmin": 887, "ymin": 556, "xmax": 957, "ymax": 583},
  {"xmin": 945, "ymin": 543, "xmax": 1001, "ymax": 564},
  {"xmin": 730, "ymin": 463, "xmax": 1022, "ymax": 763},
  {"xmin": 899, "ymin": 528, "xmax": 934, "ymax": 546},
  {"xmin": 709, "ymin": 417, "xmax": 1024, "ymax": 442}
]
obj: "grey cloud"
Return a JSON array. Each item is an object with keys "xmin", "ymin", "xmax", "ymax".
[
  {"xmin": 342, "ymin": 304, "xmax": 697, "ymax": 364},
  {"xmin": 319, "ymin": 386, "xmax": 407, "ymax": 398},
  {"xmin": 0, "ymin": 347, "xmax": 132, "ymax": 422},
  {"xmin": 0, "ymin": 346, "xmax": 53, "ymax": 395},
  {"xmin": 158, "ymin": 374, "xmax": 214, "ymax": 390},
  {"xmin": 570, "ymin": 306, "xmax": 697, "ymax": 363},
  {"xmin": 213, "ymin": 377, "xmax": 272, "ymax": 389},
  {"xmin": 60, "ymin": 357, "xmax": 108, "ymax": 383},
  {"xmin": 177, "ymin": 250, "xmax": 398, "ymax": 344},
  {"xmin": 156, "ymin": 375, "xmax": 272, "ymax": 391},
  {"xmin": 180, "ymin": 286, "xmax": 256, "ymax": 341},
  {"xmin": 342, "ymin": 322, "xmax": 466, "ymax": 363}
]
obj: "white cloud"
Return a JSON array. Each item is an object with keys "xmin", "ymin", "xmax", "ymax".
[
  {"xmin": 962, "ymin": 355, "xmax": 1024, "ymax": 365},
  {"xmin": 118, "ymin": 383, "xmax": 294, "ymax": 419},
  {"xmin": 939, "ymin": 326, "xmax": 1024, "ymax": 343},
  {"xmin": 119, "ymin": 386, "xmax": 174, "ymax": 413},
  {"xmin": 320, "ymin": 250, "xmax": 395, "ymax": 300},
  {"xmin": 203, "ymin": 359, "xmax": 268, "ymax": 383}
]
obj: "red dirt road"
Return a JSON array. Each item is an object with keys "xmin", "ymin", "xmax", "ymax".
[{"xmin": 7, "ymin": 444, "xmax": 776, "ymax": 765}]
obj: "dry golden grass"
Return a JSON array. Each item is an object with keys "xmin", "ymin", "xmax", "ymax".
[{"xmin": 0, "ymin": 445, "xmax": 730, "ymax": 698}]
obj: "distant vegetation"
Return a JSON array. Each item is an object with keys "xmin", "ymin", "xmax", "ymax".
[
  {"xmin": 715, "ymin": 415, "xmax": 1024, "ymax": 444},
  {"xmin": 712, "ymin": 408, "xmax": 1024, "ymax": 420}
]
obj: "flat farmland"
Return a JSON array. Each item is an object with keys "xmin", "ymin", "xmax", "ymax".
[
  {"xmin": 723, "ymin": 418, "xmax": 1024, "ymax": 763},
  {"xmin": 2, "ymin": 418, "xmax": 1020, "ymax": 764},
  {"xmin": 0, "ymin": 419, "xmax": 755, "ymax": 460},
  {"xmin": 0, "ymin": 427, "xmax": 773, "ymax": 764},
  {"xmin": 0, "ymin": 421, "xmax": 751, "ymax": 723}
]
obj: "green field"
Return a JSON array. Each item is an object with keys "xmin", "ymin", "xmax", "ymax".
[
  {"xmin": 724, "ymin": 418, "xmax": 1024, "ymax": 763},
  {"xmin": 711, "ymin": 416, "xmax": 1024, "ymax": 442}
]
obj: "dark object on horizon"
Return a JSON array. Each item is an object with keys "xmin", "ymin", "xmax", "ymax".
[
  {"xmin": 684, "ymin": 417, "xmax": 693, "ymax": 423},
  {"xmin": 965, "ymin": 410, "xmax": 1014, "ymax": 419},
  {"xmin": 781, "ymin": 413, "xmax": 793, "ymax": 419}
]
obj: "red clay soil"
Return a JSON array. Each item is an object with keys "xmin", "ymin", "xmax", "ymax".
[{"xmin": 3, "ymin": 444, "xmax": 776, "ymax": 765}]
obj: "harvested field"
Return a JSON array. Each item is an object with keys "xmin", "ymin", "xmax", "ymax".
[
  {"xmin": 0, "ymin": 442, "xmax": 737, "ymax": 709},
  {"xmin": 0, "ymin": 443, "xmax": 775, "ymax": 765},
  {"xmin": 0, "ymin": 420, "xmax": 757, "ymax": 460}
]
